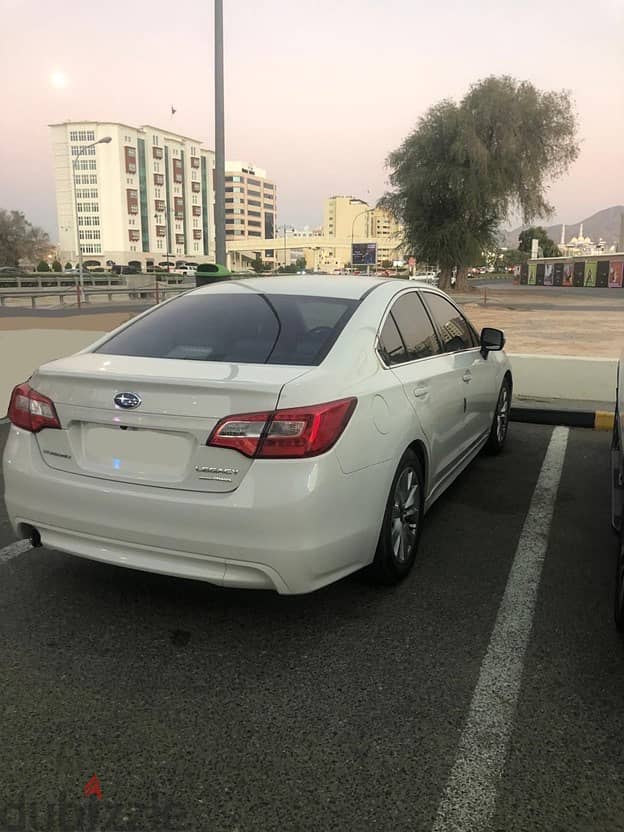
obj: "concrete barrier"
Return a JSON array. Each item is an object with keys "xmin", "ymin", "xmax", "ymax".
[
  {"xmin": 0, "ymin": 330, "xmax": 619, "ymax": 417},
  {"xmin": 509, "ymin": 353, "xmax": 617, "ymax": 403}
]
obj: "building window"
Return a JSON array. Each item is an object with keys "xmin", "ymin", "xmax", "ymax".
[
  {"xmin": 264, "ymin": 182, "xmax": 274, "ymax": 190},
  {"xmin": 248, "ymin": 231, "xmax": 262, "ymax": 237},
  {"xmin": 248, "ymin": 210, "xmax": 261, "ymax": 218},
  {"xmin": 154, "ymin": 173, "xmax": 164, "ymax": 186},
  {"xmin": 124, "ymin": 146, "xmax": 137, "ymax": 174},
  {"xmin": 248, "ymin": 220, "xmax": 262, "ymax": 228},
  {"xmin": 154, "ymin": 162, "xmax": 160, "ymax": 173},
  {"xmin": 192, "ymin": 195, "xmax": 199, "ymax": 205},
  {"xmin": 194, "ymin": 242, "xmax": 199, "ymax": 252},
  {"xmin": 157, "ymin": 239, "xmax": 163, "ymax": 249},
  {"xmin": 191, "ymin": 182, "xmax": 201, "ymax": 193},
  {"xmin": 153, "ymin": 135, "xmax": 159, "ymax": 146},
  {"xmin": 155, "ymin": 188, "xmax": 161, "ymax": 198},
  {"xmin": 248, "ymin": 199, "xmax": 261, "ymax": 208},
  {"xmin": 248, "ymin": 189, "xmax": 261, "ymax": 198},
  {"xmin": 70, "ymin": 130, "xmax": 95, "ymax": 142},
  {"xmin": 248, "ymin": 178, "xmax": 261, "ymax": 187}
]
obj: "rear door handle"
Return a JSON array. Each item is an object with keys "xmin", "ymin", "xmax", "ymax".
[
  {"xmin": 462, "ymin": 371, "xmax": 472, "ymax": 383},
  {"xmin": 413, "ymin": 385, "xmax": 430, "ymax": 399}
]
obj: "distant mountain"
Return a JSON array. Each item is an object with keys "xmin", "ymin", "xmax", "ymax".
[{"xmin": 503, "ymin": 205, "xmax": 624, "ymax": 249}]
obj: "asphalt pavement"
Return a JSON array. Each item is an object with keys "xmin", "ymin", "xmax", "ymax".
[{"xmin": 1, "ymin": 422, "xmax": 623, "ymax": 832}]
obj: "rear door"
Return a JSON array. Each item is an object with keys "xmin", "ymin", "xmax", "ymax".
[
  {"xmin": 377, "ymin": 291, "xmax": 464, "ymax": 493},
  {"xmin": 421, "ymin": 291, "xmax": 497, "ymax": 452}
]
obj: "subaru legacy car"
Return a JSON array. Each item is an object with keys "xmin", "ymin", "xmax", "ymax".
[{"xmin": 3, "ymin": 276, "xmax": 511, "ymax": 594}]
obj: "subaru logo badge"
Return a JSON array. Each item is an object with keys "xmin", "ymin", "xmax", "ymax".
[{"xmin": 114, "ymin": 392, "xmax": 142, "ymax": 410}]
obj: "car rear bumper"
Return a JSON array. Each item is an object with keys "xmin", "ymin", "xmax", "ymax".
[{"xmin": 3, "ymin": 426, "xmax": 392, "ymax": 594}]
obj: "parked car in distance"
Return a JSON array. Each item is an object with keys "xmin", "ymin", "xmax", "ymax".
[
  {"xmin": 3, "ymin": 276, "xmax": 511, "ymax": 595},
  {"xmin": 612, "ymin": 353, "xmax": 624, "ymax": 628},
  {"xmin": 410, "ymin": 271, "xmax": 439, "ymax": 284}
]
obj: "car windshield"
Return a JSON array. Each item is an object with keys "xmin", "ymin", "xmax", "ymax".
[{"xmin": 95, "ymin": 291, "xmax": 358, "ymax": 366}]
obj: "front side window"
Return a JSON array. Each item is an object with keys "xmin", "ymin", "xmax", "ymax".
[
  {"xmin": 422, "ymin": 293, "xmax": 476, "ymax": 352},
  {"xmin": 95, "ymin": 293, "xmax": 358, "ymax": 366}
]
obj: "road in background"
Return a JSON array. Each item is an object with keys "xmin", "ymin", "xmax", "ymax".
[{"xmin": 1, "ymin": 423, "xmax": 623, "ymax": 831}]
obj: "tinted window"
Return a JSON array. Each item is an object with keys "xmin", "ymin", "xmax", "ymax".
[
  {"xmin": 423, "ymin": 293, "xmax": 476, "ymax": 352},
  {"xmin": 96, "ymin": 293, "xmax": 357, "ymax": 366},
  {"xmin": 389, "ymin": 292, "xmax": 441, "ymax": 361},
  {"xmin": 378, "ymin": 315, "xmax": 407, "ymax": 366}
]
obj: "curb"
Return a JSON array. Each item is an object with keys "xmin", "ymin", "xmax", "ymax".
[{"xmin": 511, "ymin": 406, "xmax": 614, "ymax": 431}]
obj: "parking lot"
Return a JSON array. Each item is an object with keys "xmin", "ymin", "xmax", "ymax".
[{"xmin": 1, "ymin": 420, "xmax": 624, "ymax": 832}]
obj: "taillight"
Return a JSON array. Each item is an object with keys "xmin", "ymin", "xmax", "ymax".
[
  {"xmin": 209, "ymin": 397, "xmax": 357, "ymax": 459},
  {"xmin": 7, "ymin": 383, "xmax": 61, "ymax": 433}
]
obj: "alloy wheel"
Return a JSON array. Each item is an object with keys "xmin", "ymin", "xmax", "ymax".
[{"xmin": 390, "ymin": 467, "xmax": 421, "ymax": 563}]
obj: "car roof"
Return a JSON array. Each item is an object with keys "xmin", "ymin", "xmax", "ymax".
[{"xmin": 190, "ymin": 275, "xmax": 403, "ymax": 300}]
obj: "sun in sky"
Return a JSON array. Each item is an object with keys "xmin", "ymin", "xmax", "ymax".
[{"xmin": 50, "ymin": 71, "xmax": 68, "ymax": 89}]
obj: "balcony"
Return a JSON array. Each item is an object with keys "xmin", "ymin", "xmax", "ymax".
[
  {"xmin": 128, "ymin": 229, "xmax": 141, "ymax": 242},
  {"xmin": 190, "ymin": 156, "xmax": 200, "ymax": 169},
  {"xmin": 175, "ymin": 234, "xmax": 185, "ymax": 245},
  {"xmin": 193, "ymin": 230, "xmax": 202, "ymax": 240},
  {"xmin": 192, "ymin": 206, "xmax": 201, "ymax": 217},
  {"xmin": 154, "ymin": 200, "xmax": 165, "ymax": 213},
  {"xmin": 191, "ymin": 182, "xmax": 201, "ymax": 193},
  {"xmin": 152, "ymin": 146, "xmax": 163, "ymax": 159},
  {"xmin": 156, "ymin": 225, "xmax": 166, "ymax": 237},
  {"xmin": 154, "ymin": 174, "xmax": 164, "ymax": 186}
]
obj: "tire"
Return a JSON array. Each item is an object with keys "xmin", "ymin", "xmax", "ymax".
[
  {"xmin": 484, "ymin": 378, "xmax": 511, "ymax": 455},
  {"xmin": 368, "ymin": 450, "xmax": 424, "ymax": 586},
  {"xmin": 614, "ymin": 523, "xmax": 624, "ymax": 631}
]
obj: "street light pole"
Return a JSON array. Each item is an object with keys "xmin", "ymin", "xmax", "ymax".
[
  {"xmin": 71, "ymin": 136, "xmax": 111, "ymax": 301},
  {"xmin": 214, "ymin": 0, "xmax": 226, "ymax": 266}
]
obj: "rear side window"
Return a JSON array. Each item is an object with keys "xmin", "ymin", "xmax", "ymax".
[
  {"xmin": 378, "ymin": 315, "xmax": 407, "ymax": 366},
  {"xmin": 95, "ymin": 293, "xmax": 358, "ymax": 366},
  {"xmin": 422, "ymin": 293, "xmax": 476, "ymax": 352},
  {"xmin": 387, "ymin": 292, "xmax": 441, "ymax": 362}
]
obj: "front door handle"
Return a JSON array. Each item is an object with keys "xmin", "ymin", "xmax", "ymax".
[
  {"xmin": 462, "ymin": 371, "xmax": 472, "ymax": 383},
  {"xmin": 413, "ymin": 386, "xmax": 430, "ymax": 399}
]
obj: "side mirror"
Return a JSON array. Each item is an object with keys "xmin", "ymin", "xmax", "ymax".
[{"xmin": 480, "ymin": 327, "xmax": 505, "ymax": 357}]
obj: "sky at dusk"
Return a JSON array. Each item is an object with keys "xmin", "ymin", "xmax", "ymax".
[{"xmin": 0, "ymin": 0, "xmax": 622, "ymax": 239}]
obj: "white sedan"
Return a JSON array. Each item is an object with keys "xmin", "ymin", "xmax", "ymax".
[{"xmin": 3, "ymin": 276, "xmax": 512, "ymax": 594}]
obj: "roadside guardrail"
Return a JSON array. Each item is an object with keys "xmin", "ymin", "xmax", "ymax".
[{"xmin": 0, "ymin": 284, "xmax": 189, "ymax": 309}]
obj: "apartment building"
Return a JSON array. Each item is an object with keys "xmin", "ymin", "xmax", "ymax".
[
  {"xmin": 225, "ymin": 162, "xmax": 276, "ymax": 263},
  {"xmin": 50, "ymin": 121, "xmax": 216, "ymax": 269}
]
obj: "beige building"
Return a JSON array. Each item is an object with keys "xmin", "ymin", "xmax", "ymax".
[
  {"xmin": 225, "ymin": 162, "xmax": 277, "ymax": 267},
  {"xmin": 311, "ymin": 195, "xmax": 405, "ymax": 271},
  {"xmin": 49, "ymin": 121, "xmax": 216, "ymax": 270}
]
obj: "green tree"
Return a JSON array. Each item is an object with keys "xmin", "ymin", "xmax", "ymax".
[
  {"xmin": 518, "ymin": 226, "xmax": 561, "ymax": 257},
  {"xmin": 381, "ymin": 76, "xmax": 578, "ymax": 291},
  {"xmin": 51, "ymin": 259, "xmax": 62, "ymax": 272},
  {"xmin": 500, "ymin": 248, "xmax": 529, "ymax": 268},
  {"xmin": 36, "ymin": 260, "xmax": 50, "ymax": 272},
  {"xmin": 64, "ymin": 262, "xmax": 73, "ymax": 271},
  {"xmin": 252, "ymin": 254, "xmax": 264, "ymax": 273},
  {"xmin": 0, "ymin": 210, "xmax": 51, "ymax": 267},
  {"xmin": 295, "ymin": 257, "xmax": 307, "ymax": 271}
]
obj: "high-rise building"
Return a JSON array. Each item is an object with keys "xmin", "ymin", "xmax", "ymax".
[
  {"xmin": 49, "ymin": 121, "xmax": 215, "ymax": 269},
  {"xmin": 225, "ymin": 162, "xmax": 277, "ymax": 263}
]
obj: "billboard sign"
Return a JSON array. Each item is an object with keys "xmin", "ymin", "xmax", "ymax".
[{"xmin": 352, "ymin": 242, "xmax": 377, "ymax": 266}]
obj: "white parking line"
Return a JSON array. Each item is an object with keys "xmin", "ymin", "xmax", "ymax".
[
  {"xmin": 0, "ymin": 539, "xmax": 32, "ymax": 564},
  {"xmin": 432, "ymin": 426, "xmax": 569, "ymax": 832}
]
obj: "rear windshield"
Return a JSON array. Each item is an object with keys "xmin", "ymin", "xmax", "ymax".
[{"xmin": 95, "ymin": 292, "xmax": 358, "ymax": 366}]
